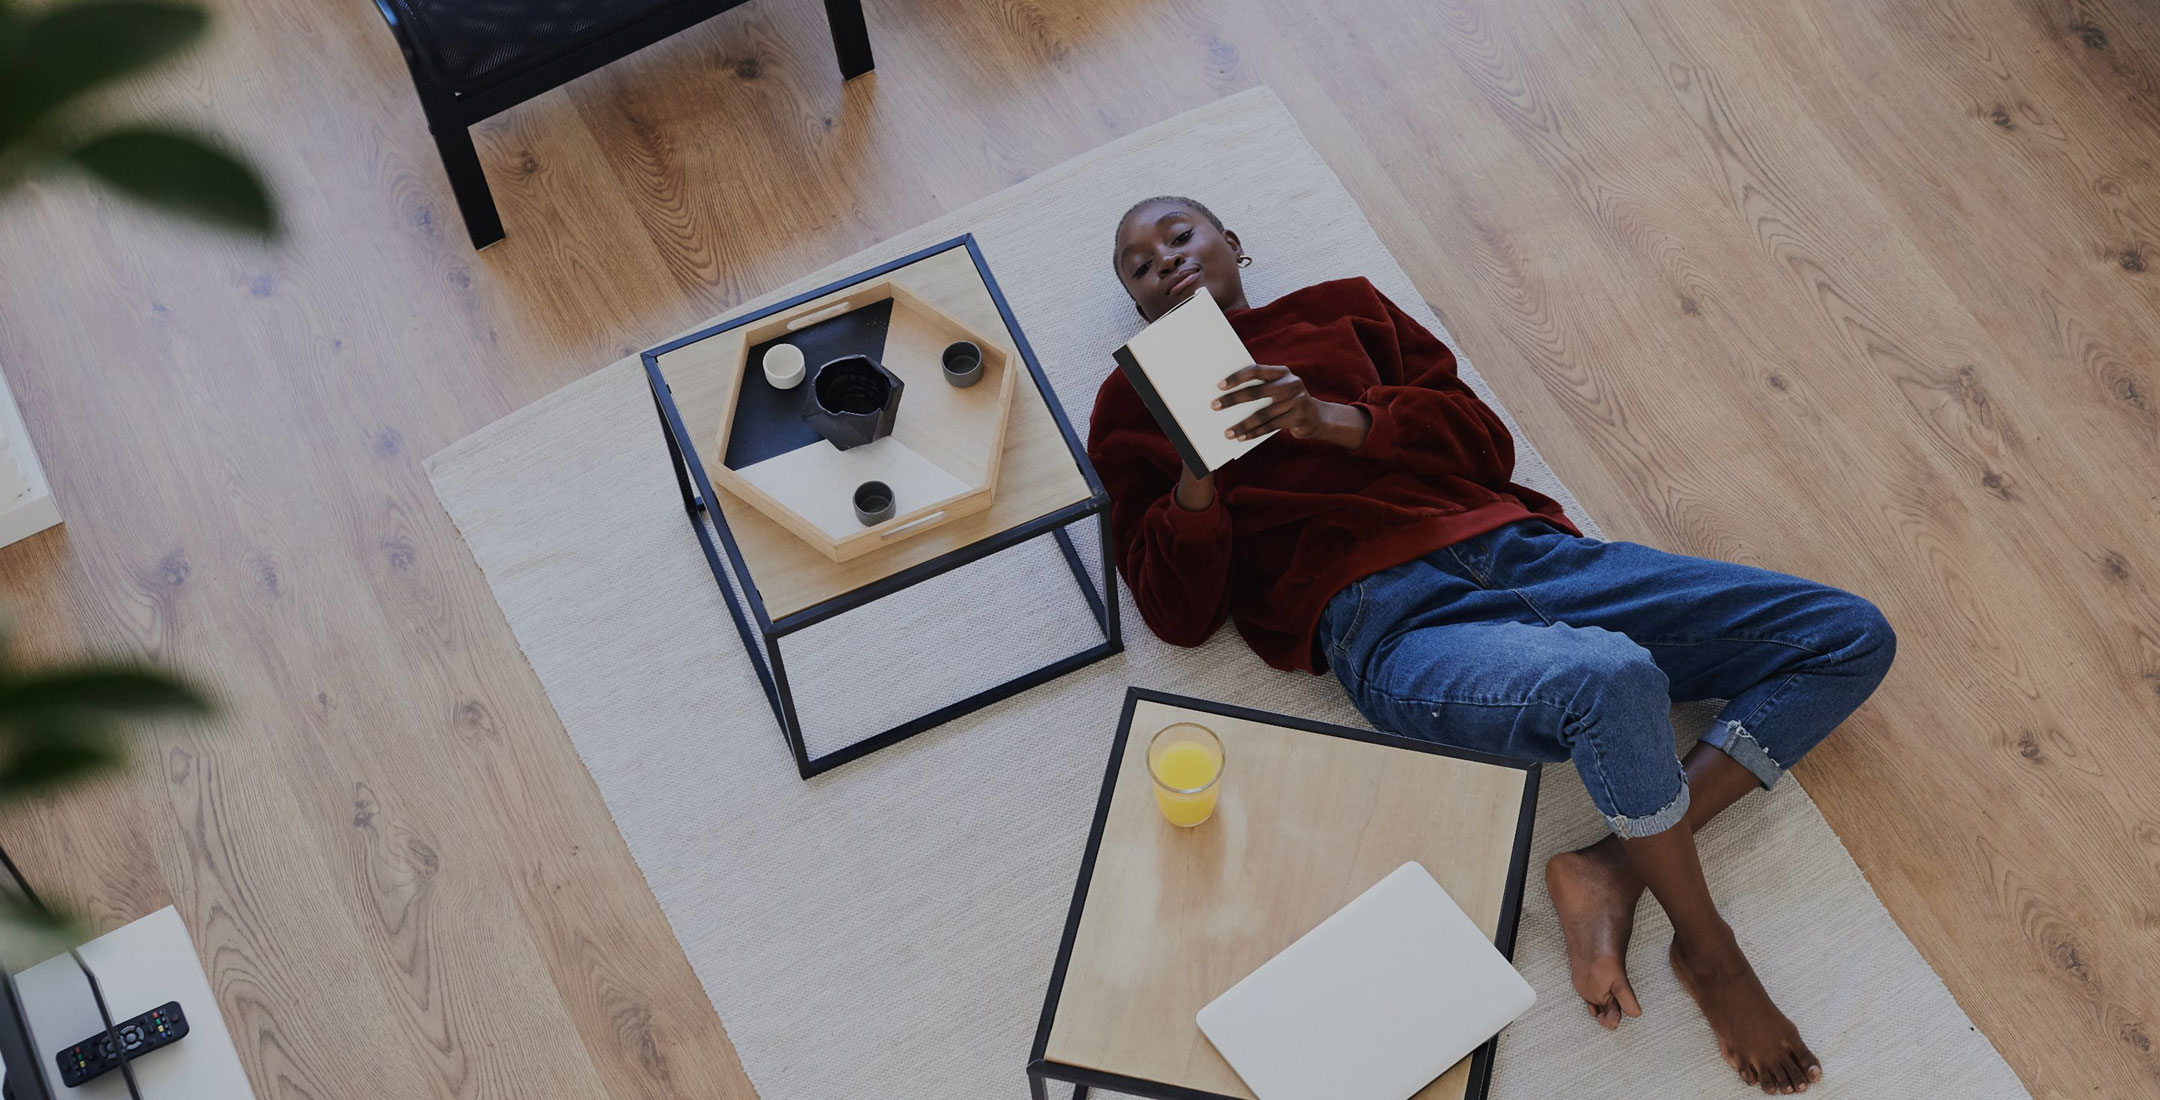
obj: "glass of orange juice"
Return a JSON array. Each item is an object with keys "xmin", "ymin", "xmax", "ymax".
[{"xmin": 1148, "ymin": 723, "xmax": 1224, "ymax": 827}]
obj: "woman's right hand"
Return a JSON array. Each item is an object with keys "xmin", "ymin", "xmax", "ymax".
[{"xmin": 1174, "ymin": 465, "xmax": 1216, "ymax": 511}]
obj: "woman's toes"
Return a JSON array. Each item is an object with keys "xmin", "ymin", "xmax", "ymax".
[{"xmin": 1785, "ymin": 1053, "xmax": 1812, "ymax": 1092}]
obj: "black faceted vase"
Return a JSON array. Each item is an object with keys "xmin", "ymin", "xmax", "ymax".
[{"xmin": 802, "ymin": 354, "xmax": 904, "ymax": 450}]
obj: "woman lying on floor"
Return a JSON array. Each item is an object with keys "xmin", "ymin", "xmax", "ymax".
[{"xmin": 1088, "ymin": 196, "xmax": 1897, "ymax": 1096}]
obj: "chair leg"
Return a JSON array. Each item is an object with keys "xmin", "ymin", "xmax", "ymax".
[
  {"xmin": 430, "ymin": 122, "xmax": 506, "ymax": 249},
  {"xmin": 823, "ymin": 0, "xmax": 874, "ymax": 79}
]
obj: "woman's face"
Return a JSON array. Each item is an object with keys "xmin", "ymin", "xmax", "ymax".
[{"xmin": 1114, "ymin": 201, "xmax": 1245, "ymax": 322}]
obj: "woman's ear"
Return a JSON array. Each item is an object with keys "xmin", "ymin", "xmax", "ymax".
[{"xmin": 1223, "ymin": 228, "xmax": 1243, "ymax": 256}]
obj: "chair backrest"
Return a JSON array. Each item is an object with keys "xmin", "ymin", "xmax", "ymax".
[{"xmin": 375, "ymin": 0, "xmax": 685, "ymax": 96}]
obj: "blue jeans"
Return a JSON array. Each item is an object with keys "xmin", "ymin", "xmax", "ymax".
[{"xmin": 1315, "ymin": 519, "xmax": 1896, "ymax": 837}]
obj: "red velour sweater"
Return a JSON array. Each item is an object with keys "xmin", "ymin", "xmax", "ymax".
[{"xmin": 1087, "ymin": 277, "xmax": 1578, "ymax": 673}]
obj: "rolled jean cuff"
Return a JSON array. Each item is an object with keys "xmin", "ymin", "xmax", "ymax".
[
  {"xmin": 1701, "ymin": 718, "xmax": 1783, "ymax": 789},
  {"xmin": 1606, "ymin": 779, "xmax": 1690, "ymax": 839}
]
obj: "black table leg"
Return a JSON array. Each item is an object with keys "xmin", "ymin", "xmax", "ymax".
[
  {"xmin": 824, "ymin": 0, "xmax": 874, "ymax": 78},
  {"xmin": 428, "ymin": 119, "xmax": 504, "ymax": 249},
  {"xmin": 1025, "ymin": 1069, "xmax": 1086, "ymax": 1100}
]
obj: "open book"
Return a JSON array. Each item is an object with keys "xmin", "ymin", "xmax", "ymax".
[{"xmin": 1112, "ymin": 290, "xmax": 1273, "ymax": 477}]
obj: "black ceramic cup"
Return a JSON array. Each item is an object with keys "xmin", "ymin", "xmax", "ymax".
[
  {"xmin": 941, "ymin": 340, "xmax": 983, "ymax": 388},
  {"xmin": 803, "ymin": 355, "xmax": 904, "ymax": 449},
  {"xmin": 853, "ymin": 480, "xmax": 895, "ymax": 526}
]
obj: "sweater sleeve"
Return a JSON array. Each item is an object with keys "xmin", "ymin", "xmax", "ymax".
[
  {"xmin": 1348, "ymin": 288, "xmax": 1517, "ymax": 484},
  {"xmin": 1087, "ymin": 388, "xmax": 1235, "ymax": 648}
]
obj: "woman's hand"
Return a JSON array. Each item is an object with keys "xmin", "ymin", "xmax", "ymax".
[{"xmin": 1212, "ymin": 364, "xmax": 1372, "ymax": 449}]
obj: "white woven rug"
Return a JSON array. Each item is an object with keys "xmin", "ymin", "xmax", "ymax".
[{"xmin": 427, "ymin": 88, "xmax": 2026, "ymax": 1100}]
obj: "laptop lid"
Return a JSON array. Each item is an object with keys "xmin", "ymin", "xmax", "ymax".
[{"xmin": 1195, "ymin": 862, "xmax": 1536, "ymax": 1100}]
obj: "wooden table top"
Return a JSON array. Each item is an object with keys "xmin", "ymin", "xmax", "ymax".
[
  {"xmin": 651, "ymin": 240, "xmax": 1097, "ymax": 619},
  {"xmin": 1038, "ymin": 690, "xmax": 1539, "ymax": 1100}
]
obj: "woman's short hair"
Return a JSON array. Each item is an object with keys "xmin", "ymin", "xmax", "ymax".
[{"xmin": 1113, "ymin": 196, "xmax": 1225, "ymax": 272}]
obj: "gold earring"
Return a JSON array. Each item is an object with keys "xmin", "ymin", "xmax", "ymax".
[{"xmin": 1237, "ymin": 254, "xmax": 1253, "ymax": 268}]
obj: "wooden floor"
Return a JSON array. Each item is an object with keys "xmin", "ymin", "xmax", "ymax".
[{"xmin": 0, "ymin": 0, "xmax": 2153, "ymax": 1096}]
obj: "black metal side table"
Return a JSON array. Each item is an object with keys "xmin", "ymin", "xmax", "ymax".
[
  {"xmin": 643, "ymin": 235, "xmax": 1122, "ymax": 778},
  {"xmin": 1029, "ymin": 687, "xmax": 1540, "ymax": 1100}
]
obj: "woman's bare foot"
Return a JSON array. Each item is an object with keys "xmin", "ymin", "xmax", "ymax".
[
  {"xmin": 1545, "ymin": 837, "xmax": 1646, "ymax": 1028},
  {"xmin": 1669, "ymin": 932, "xmax": 1823, "ymax": 1094}
]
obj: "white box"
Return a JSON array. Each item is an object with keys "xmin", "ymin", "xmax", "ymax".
[
  {"xmin": 0, "ymin": 362, "xmax": 60, "ymax": 549},
  {"xmin": 13, "ymin": 907, "xmax": 255, "ymax": 1099}
]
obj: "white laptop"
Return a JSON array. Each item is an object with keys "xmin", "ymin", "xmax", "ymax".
[{"xmin": 1195, "ymin": 862, "xmax": 1536, "ymax": 1100}]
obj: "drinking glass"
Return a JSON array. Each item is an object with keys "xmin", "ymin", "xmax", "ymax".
[{"xmin": 1148, "ymin": 722, "xmax": 1224, "ymax": 827}]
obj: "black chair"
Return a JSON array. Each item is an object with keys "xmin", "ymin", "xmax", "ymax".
[{"xmin": 374, "ymin": 0, "xmax": 874, "ymax": 249}]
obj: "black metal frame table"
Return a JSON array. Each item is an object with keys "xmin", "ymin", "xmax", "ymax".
[
  {"xmin": 1028, "ymin": 687, "xmax": 1541, "ymax": 1100},
  {"xmin": 643, "ymin": 235, "xmax": 1121, "ymax": 778}
]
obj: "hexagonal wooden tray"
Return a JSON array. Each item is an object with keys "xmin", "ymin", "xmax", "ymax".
[{"xmin": 707, "ymin": 276, "xmax": 1020, "ymax": 562}]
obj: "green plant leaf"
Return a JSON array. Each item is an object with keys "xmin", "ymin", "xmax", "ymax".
[
  {"xmin": 67, "ymin": 126, "xmax": 275, "ymax": 236},
  {"xmin": 0, "ymin": 1, "xmax": 208, "ymax": 147},
  {"xmin": 0, "ymin": 740, "xmax": 126, "ymax": 799},
  {"xmin": 0, "ymin": 895, "xmax": 87, "ymax": 971},
  {"xmin": 0, "ymin": 665, "xmax": 213, "ymax": 718},
  {"xmin": 0, "ymin": 711, "xmax": 109, "ymax": 752}
]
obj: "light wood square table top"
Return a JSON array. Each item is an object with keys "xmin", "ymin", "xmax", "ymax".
[
  {"xmin": 1034, "ymin": 689, "xmax": 1540, "ymax": 1100},
  {"xmin": 651, "ymin": 240, "xmax": 1096, "ymax": 619}
]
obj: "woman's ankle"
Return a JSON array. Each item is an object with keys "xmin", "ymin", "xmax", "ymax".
[
  {"xmin": 1670, "ymin": 920, "xmax": 1744, "ymax": 967},
  {"xmin": 1582, "ymin": 834, "xmax": 1648, "ymax": 892}
]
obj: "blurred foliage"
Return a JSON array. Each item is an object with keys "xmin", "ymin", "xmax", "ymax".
[
  {"xmin": 0, "ymin": 0, "xmax": 275, "ymax": 234},
  {"xmin": 0, "ymin": 642, "xmax": 212, "ymax": 964},
  {"xmin": 0, "ymin": 643, "xmax": 212, "ymax": 964},
  {"xmin": 0, "ymin": 0, "xmax": 247, "ymax": 960}
]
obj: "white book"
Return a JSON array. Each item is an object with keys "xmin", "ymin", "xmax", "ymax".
[
  {"xmin": 1196, "ymin": 862, "xmax": 1537, "ymax": 1100},
  {"xmin": 1113, "ymin": 289, "xmax": 1273, "ymax": 476}
]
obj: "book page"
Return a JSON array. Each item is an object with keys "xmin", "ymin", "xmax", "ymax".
[{"xmin": 1121, "ymin": 290, "xmax": 1274, "ymax": 472}]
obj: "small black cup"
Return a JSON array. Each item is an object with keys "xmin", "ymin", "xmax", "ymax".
[
  {"xmin": 853, "ymin": 480, "xmax": 895, "ymax": 526},
  {"xmin": 941, "ymin": 340, "xmax": 983, "ymax": 388},
  {"xmin": 803, "ymin": 355, "xmax": 904, "ymax": 450}
]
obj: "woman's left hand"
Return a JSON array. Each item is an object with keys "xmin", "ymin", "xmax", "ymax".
[{"xmin": 1213, "ymin": 364, "xmax": 1372, "ymax": 448}]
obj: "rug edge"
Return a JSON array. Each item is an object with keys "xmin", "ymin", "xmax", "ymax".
[{"xmin": 424, "ymin": 87, "xmax": 1291, "ymax": 476}]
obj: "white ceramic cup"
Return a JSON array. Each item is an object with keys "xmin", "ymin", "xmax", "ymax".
[{"xmin": 763, "ymin": 343, "xmax": 806, "ymax": 389}]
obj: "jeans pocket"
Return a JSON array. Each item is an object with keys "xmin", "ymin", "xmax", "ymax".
[{"xmin": 1323, "ymin": 578, "xmax": 1371, "ymax": 666}]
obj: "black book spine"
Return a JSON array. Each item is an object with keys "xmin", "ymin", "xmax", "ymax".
[{"xmin": 1113, "ymin": 345, "xmax": 1211, "ymax": 480}]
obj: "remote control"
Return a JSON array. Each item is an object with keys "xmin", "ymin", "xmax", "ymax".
[{"xmin": 54, "ymin": 1000, "xmax": 188, "ymax": 1087}]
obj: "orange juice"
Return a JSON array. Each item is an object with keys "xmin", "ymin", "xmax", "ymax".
[{"xmin": 1148, "ymin": 724, "xmax": 1224, "ymax": 827}]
